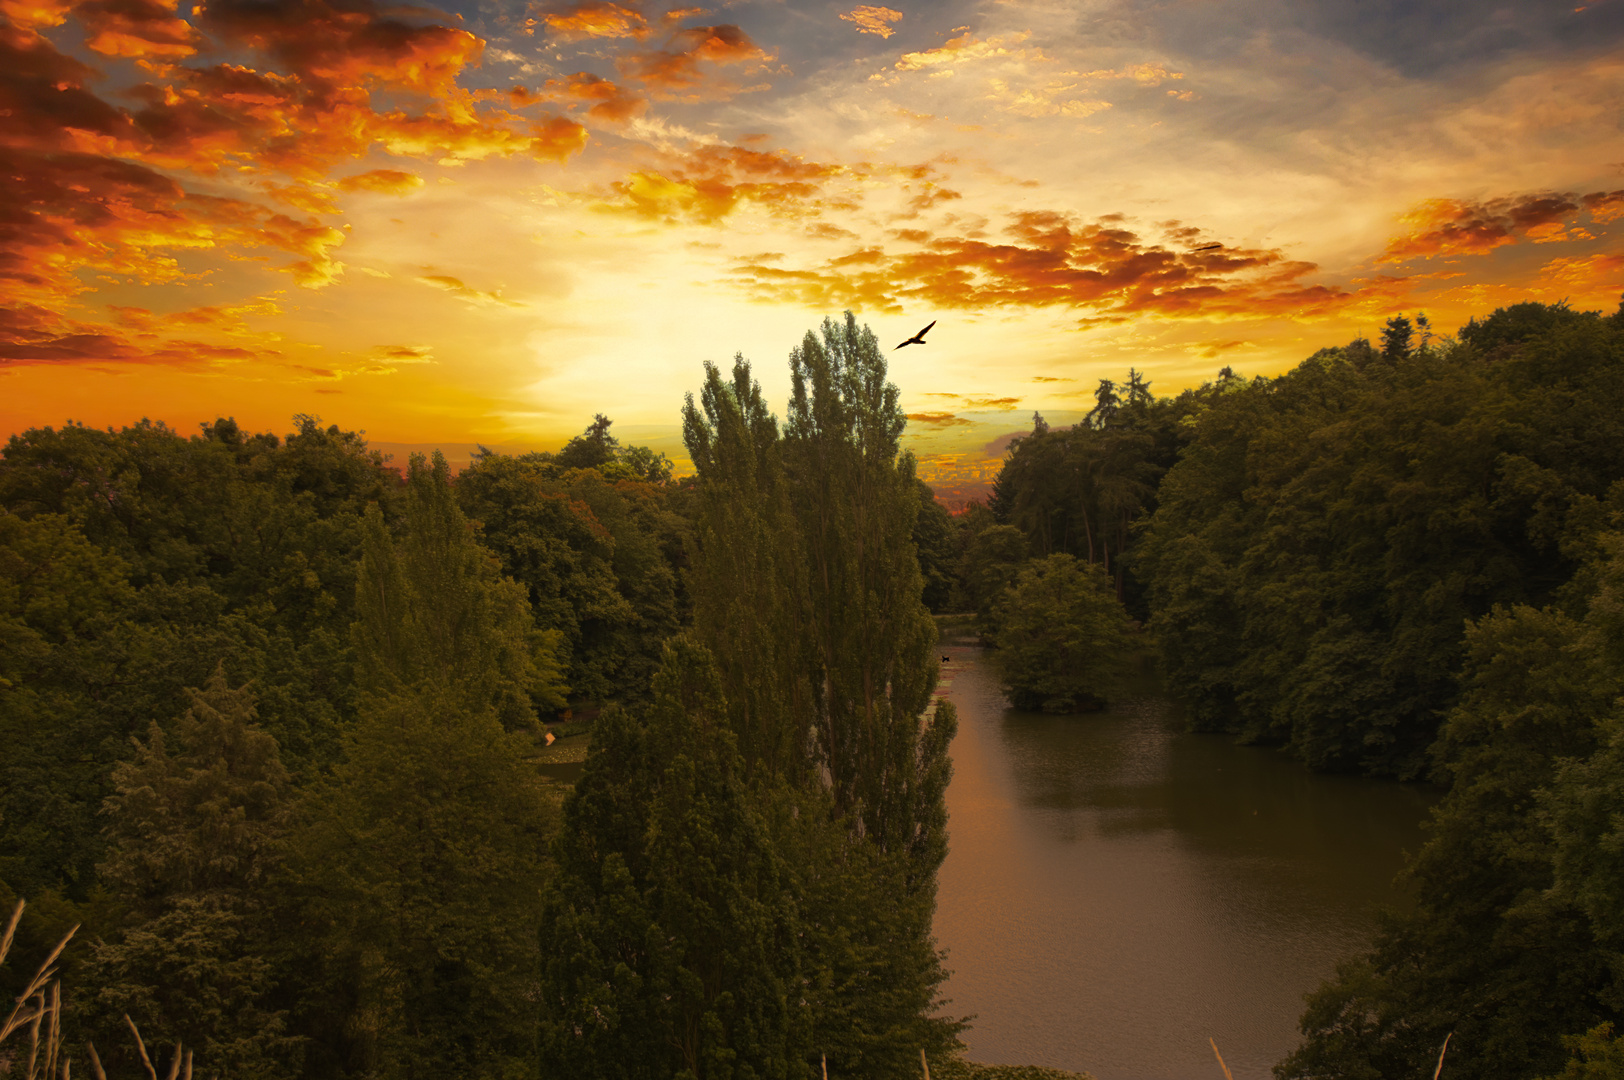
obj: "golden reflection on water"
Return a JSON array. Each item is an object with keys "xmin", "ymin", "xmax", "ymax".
[{"xmin": 933, "ymin": 645, "xmax": 1437, "ymax": 1080}]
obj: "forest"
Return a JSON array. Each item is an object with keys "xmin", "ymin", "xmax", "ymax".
[{"xmin": 3, "ymin": 300, "xmax": 1624, "ymax": 1080}]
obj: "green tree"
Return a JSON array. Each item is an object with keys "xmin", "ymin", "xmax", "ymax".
[
  {"xmin": 682, "ymin": 319, "xmax": 964, "ymax": 1077},
  {"xmin": 538, "ymin": 638, "xmax": 809, "ymax": 1080},
  {"xmin": 84, "ymin": 670, "xmax": 297, "ymax": 1080},
  {"xmin": 355, "ymin": 451, "xmax": 566, "ymax": 725},
  {"xmin": 960, "ymin": 524, "xmax": 1029, "ymax": 639},
  {"xmin": 1380, "ymin": 315, "xmax": 1414, "ymax": 363},
  {"xmin": 994, "ymin": 554, "xmax": 1134, "ymax": 712},
  {"xmin": 682, "ymin": 357, "xmax": 812, "ymax": 779},
  {"xmin": 287, "ymin": 452, "xmax": 559, "ymax": 1080}
]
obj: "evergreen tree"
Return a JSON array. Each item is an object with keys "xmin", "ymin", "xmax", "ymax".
[
  {"xmin": 681, "ymin": 357, "xmax": 813, "ymax": 779},
  {"xmin": 85, "ymin": 669, "xmax": 297, "ymax": 1080},
  {"xmin": 782, "ymin": 313, "xmax": 951, "ymax": 863},
  {"xmin": 1380, "ymin": 315, "xmax": 1414, "ymax": 363}
]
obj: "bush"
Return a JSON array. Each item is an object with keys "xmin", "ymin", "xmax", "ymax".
[{"xmin": 994, "ymin": 554, "xmax": 1133, "ymax": 712}]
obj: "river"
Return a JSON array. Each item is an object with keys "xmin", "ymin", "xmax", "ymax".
[{"xmin": 932, "ymin": 641, "xmax": 1438, "ymax": 1080}]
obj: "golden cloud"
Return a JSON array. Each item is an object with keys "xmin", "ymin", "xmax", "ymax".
[
  {"xmin": 840, "ymin": 5, "xmax": 903, "ymax": 38},
  {"xmin": 729, "ymin": 208, "xmax": 1380, "ymax": 321},
  {"xmin": 617, "ymin": 23, "xmax": 775, "ymax": 100},
  {"xmin": 337, "ymin": 169, "xmax": 425, "ymax": 195},
  {"xmin": 546, "ymin": 72, "xmax": 647, "ymax": 123},
  {"xmin": 894, "ymin": 31, "xmax": 1031, "ymax": 73},
  {"xmin": 540, "ymin": 0, "xmax": 652, "ymax": 41},
  {"xmin": 417, "ymin": 275, "xmax": 525, "ymax": 307},
  {"xmin": 1378, "ymin": 190, "xmax": 1621, "ymax": 263},
  {"xmin": 595, "ymin": 144, "xmax": 846, "ymax": 224},
  {"xmin": 907, "ymin": 412, "xmax": 974, "ymax": 427},
  {"xmin": 1076, "ymin": 62, "xmax": 1185, "ymax": 87}
]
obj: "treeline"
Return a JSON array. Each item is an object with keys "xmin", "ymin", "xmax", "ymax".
[
  {"xmin": 0, "ymin": 316, "xmax": 959, "ymax": 1080},
  {"xmin": 974, "ymin": 299, "xmax": 1624, "ymax": 1079}
]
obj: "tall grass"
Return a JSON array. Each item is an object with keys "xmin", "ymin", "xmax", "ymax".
[{"xmin": 1, "ymin": 901, "xmax": 191, "ymax": 1080}]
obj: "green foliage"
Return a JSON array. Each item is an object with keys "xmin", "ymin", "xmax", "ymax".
[
  {"xmin": 84, "ymin": 670, "xmax": 297, "ymax": 1080},
  {"xmin": 1136, "ymin": 304, "xmax": 1624, "ymax": 775},
  {"xmin": 959, "ymin": 524, "xmax": 1029, "ymax": 640},
  {"xmin": 539, "ymin": 638, "xmax": 809, "ymax": 1080},
  {"xmin": 914, "ymin": 480, "xmax": 958, "ymax": 613},
  {"xmin": 680, "ymin": 317, "xmax": 965, "ymax": 1079},
  {"xmin": 355, "ymin": 451, "xmax": 566, "ymax": 725},
  {"xmin": 682, "ymin": 356, "xmax": 812, "ymax": 779},
  {"xmin": 994, "ymin": 555, "xmax": 1133, "ymax": 712},
  {"xmin": 1542, "ymin": 1025, "xmax": 1624, "ymax": 1080},
  {"xmin": 1280, "ymin": 529, "xmax": 1624, "ymax": 1080},
  {"xmin": 457, "ymin": 429, "xmax": 686, "ymax": 706}
]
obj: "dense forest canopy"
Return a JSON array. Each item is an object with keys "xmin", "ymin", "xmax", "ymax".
[{"xmin": 4, "ymin": 299, "xmax": 1624, "ymax": 1080}]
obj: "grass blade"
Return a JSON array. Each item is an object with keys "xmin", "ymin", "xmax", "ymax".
[
  {"xmin": 1210, "ymin": 1038, "xmax": 1234, "ymax": 1080},
  {"xmin": 1433, "ymin": 1032, "xmax": 1453, "ymax": 1080}
]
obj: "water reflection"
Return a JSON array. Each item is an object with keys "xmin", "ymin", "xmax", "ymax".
[{"xmin": 933, "ymin": 645, "xmax": 1436, "ymax": 1080}]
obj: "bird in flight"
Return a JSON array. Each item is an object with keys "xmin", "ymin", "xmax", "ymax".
[{"xmin": 895, "ymin": 320, "xmax": 936, "ymax": 349}]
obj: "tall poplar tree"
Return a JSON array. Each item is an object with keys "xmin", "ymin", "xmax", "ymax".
[{"xmin": 682, "ymin": 314, "xmax": 963, "ymax": 1077}]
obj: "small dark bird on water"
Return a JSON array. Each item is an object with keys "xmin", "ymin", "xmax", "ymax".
[
  {"xmin": 895, "ymin": 320, "xmax": 936, "ymax": 349},
  {"xmin": 1191, "ymin": 243, "xmax": 1223, "ymax": 252}
]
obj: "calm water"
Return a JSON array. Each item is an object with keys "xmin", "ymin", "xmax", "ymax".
[{"xmin": 932, "ymin": 644, "xmax": 1437, "ymax": 1080}]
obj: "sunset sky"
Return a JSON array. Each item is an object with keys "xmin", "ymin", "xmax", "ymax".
[{"xmin": 4, "ymin": 0, "xmax": 1623, "ymax": 489}]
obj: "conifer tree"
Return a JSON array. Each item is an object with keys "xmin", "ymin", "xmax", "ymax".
[
  {"xmin": 782, "ymin": 313, "xmax": 952, "ymax": 868},
  {"xmin": 86, "ymin": 669, "xmax": 297, "ymax": 1080}
]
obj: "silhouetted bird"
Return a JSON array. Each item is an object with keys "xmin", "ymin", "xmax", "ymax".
[
  {"xmin": 895, "ymin": 320, "xmax": 936, "ymax": 349},
  {"xmin": 1191, "ymin": 243, "xmax": 1223, "ymax": 252}
]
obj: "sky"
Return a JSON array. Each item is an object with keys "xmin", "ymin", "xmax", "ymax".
[{"xmin": 4, "ymin": 0, "xmax": 1623, "ymax": 496}]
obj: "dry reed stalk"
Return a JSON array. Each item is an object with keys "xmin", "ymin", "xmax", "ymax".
[
  {"xmin": 1209, "ymin": 1039, "xmax": 1234, "ymax": 1080},
  {"xmin": 1, "ymin": 908, "xmax": 79, "ymax": 1046},
  {"xmin": 921, "ymin": 1048, "xmax": 932, "ymax": 1080},
  {"xmin": 822, "ymin": 1053, "xmax": 828, "ymax": 1080},
  {"xmin": 2, "ymin": 901, "xmax": 22, "ymax": 964},
  {"xmin": 126, "ymin": 1016, "xmax": 159, "ymax": 1080},
  {"xmin": 87, "ymin": 1041, "xmax": 108, "ymax": 1080},
  {"xmin": 1432, "ymin": 1032, "xmax": 1453, "ymax": 1080}
]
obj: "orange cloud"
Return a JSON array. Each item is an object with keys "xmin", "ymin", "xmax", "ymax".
[
  {"xmin": 840, "ymin": 5, "xmax": 902, "ymax": 38},
  {"xmin": 76, "ymin": 0, "xmax": 200, "ymax": 58},
  {"xmin": 596, "ymin": 144, "xmax": 845, "ymax": 223},
  {"xmin": 539, "ymin": 0, "xmax": 652, "ymax": 41},
  {"xmin": 0, "ymin": 0, "xmax": 75, "ymax": 28},
  {"xmin": 198, "ymin": 0, "xmax": 483, "ymax": 96},
  {"xmin": 1378, "ymin": 190, "xmax": 1618, "ymax": 263},
  {"xmin": 907, "ymin": 412, "xmax": 974, "ymax": 427},
  {"xmin": 730, "ymin": 208, "xmax": 1376, "ymax": 321},
  {"xmin": 337, "ymin": 169, "xmax": 425, "ymax": 195},
  {"xmin": 1537, "ymin": 252, "xmax": 1624, "ymax": 294},
  {"xmin": 616, "ymin": 24, "xmax": 774, "ymax": 100},
  {"xmin": 962, "ymin": 396, "xmax": 1021, "ymax": 410},
  {"xmin": 546, "ymin": 72, "xmax": 648, "ymax": 123}
]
